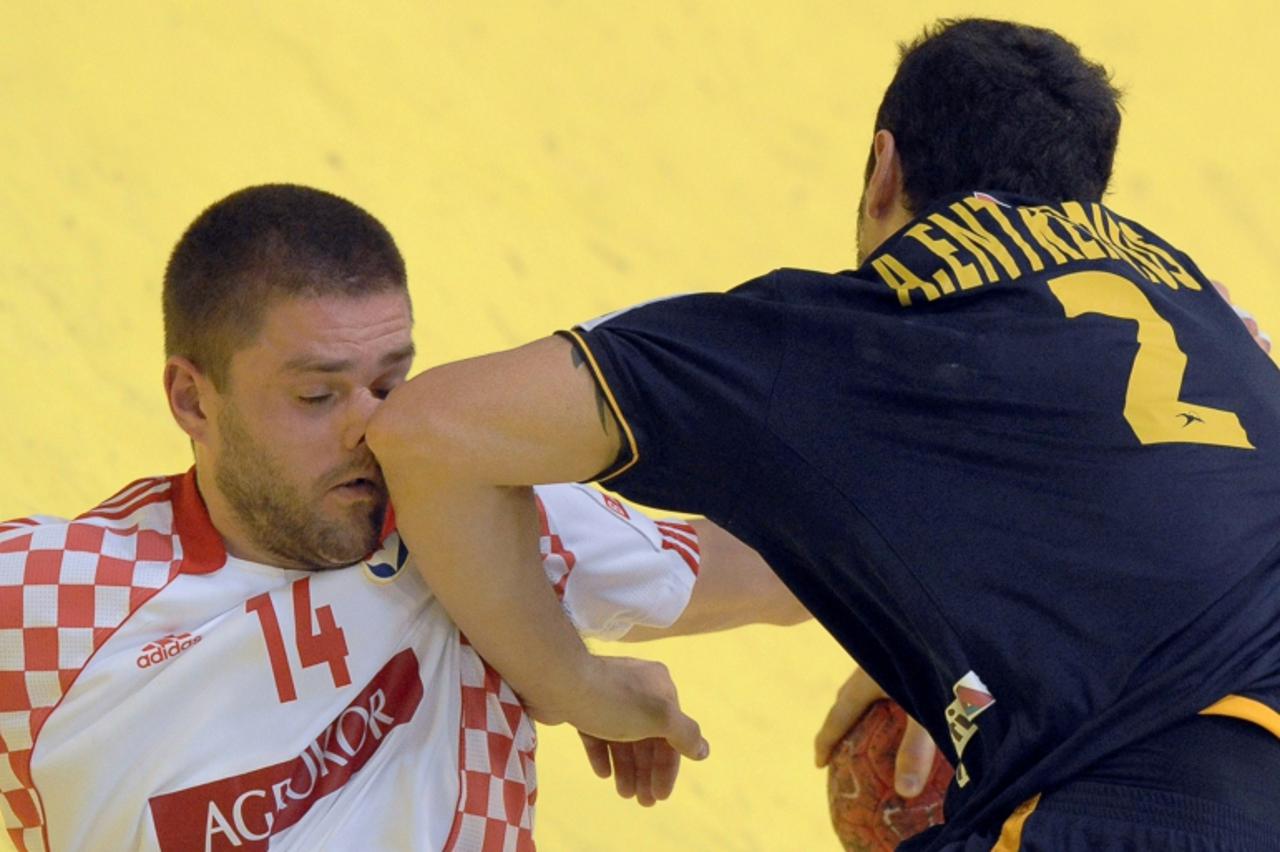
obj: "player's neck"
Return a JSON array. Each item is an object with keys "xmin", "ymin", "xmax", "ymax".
[
  {"xmin": 857, "ymin": 201, "xmax": 914, "ymax": 265},
  {"xmin": 193, "ymin": 466, "xmax": 309, "ymax": 571}
]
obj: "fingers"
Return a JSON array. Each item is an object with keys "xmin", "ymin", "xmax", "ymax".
[
  {"xmin": 812, "ymin": 669, "xmax": 941, "ymax": 799},
  {"xmin": 577, "ymin": 656, "xmax": 708, "ymax": 762},
  {"xmin": 650, "ymin": 739, "xmax": 681, "ymax": 802},
  {"xmin": 570, "ymin": 657, "xmax": 701, "ymax": 807},
  {"xmin": 627, "ymin": 739, "xmax": 681, "ymax": 806},
  {"xmin": 663, "ymin": 706, "xmax": 710, "ymax": 762},
  {"xmin": 640, "ymin": 660, "xmax": 709, "ymax": 762},
  {"xmin": 610, "ymin": 739, "xmax": 638, "ymax": 800},
  {"xmin": 631, "ymin": 740, "xmax": 663, "ymax": 806},
  {"xmin": 814, "ymin": 668, "xmax": 886, "ymax": 767},
  {"xmin": 579, "ymin": 732, "xmax": 613, "ymax": 779},
  {"xmin": 630, "ymin": 740, "xmax": 655, "ymax": 805},
  {"xmin": 626, "ymin": 739, "xmax": 680, "ymax": 806},
  {"xmin": 588, "ymin": 739, "xmax": 680, "ymax": 807},
  {"xmin": 893, "ymin": 716, "xmax": 937, "ymax": 798}
]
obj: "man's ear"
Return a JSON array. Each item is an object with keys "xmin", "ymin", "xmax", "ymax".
[
  {"xmin": 165, "ymin": 356, "xmax": 216, "ymax": 445},
  {"xmin": 864, "ymin": 129, "xmax": 907, "ymax": 222}
]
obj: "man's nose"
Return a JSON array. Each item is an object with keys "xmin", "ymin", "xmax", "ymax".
[{"xmin": 343, "ymin": 388, "xmax": 382, "ymax": 449}]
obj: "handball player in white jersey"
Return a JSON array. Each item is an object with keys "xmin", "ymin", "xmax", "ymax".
[{"xmin": 0, "ymin": 185, "xmax": 806, "ymax": 852}]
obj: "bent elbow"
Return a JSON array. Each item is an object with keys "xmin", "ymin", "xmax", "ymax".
[{"xmin": 366, "ymin": 373, "xmax": 453, "ymax": 468}]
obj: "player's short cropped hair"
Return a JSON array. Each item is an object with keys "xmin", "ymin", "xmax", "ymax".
[
  {"xmin": 163, "ymin": 184, "xmax": 408, "ymax": 389},
  {"xmin": 870, "ymin": 18, "xmax": 1122, "ymax": 210}
]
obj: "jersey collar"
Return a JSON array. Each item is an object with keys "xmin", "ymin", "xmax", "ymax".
[
  {"xmin": 854, "ymin": 189, "xmax": 1037, "ymax": 275},
  {"xmin": 170, "ymin": 468, "xmax": 228, "ymax": 575},
  {"xmin": 170, "ymin": 467, "xmax": 400, "ymax": 573},
  {"xmin": 379, "ymin": 502, "xmax": 398, "ymax": 542}
]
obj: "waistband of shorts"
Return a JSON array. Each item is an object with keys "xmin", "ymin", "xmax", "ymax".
[
  {"xmin": 1035, "ymin": 781, "xmax": 1280, "ymax": 848},
  {"xmin": 1035, "ymin": 713, "xmax": 1280, "ymax": 844}
]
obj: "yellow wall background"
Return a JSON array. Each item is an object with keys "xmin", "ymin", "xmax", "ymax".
[{"xmin": 2, "ymin": 3, "xmax": 1276, "ymax": 850}]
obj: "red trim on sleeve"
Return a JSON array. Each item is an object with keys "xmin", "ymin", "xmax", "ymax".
[
  {"xmin": 655, "ymin": 521, "xmax": 700, "ymax": 555},
  {"xmin": 656, "ymin": 522, "xmax": 700, "ymax": 576},
  {"xmin": 79, "ymin": 490, "xmax": 173, "ymax": 523}
]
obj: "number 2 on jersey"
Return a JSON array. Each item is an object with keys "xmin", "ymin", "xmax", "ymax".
[
  {"xmin": 1047, "ymin": 270, "xmax": 1253, "ymax": 449},
  {"xmin": 246, "ymin": 577, "xmax": 353, "ymax": 703}
]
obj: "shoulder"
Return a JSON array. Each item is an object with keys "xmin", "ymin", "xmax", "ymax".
[
  {"xmin": 2, "ymin": 476, "xmax": 187, "ymax": 584},
  {"xmin": 751, "ymin": 266, "xmax": 850, "ymax": 292},
  {"xmin": 575, "ymin": 270, "xmax": 799, "ymax": 333},
  {"xmin": 1, "ymin": 472, "xmax": 188, "ymax": 638},
  {"xmin": 0, "ymin": 475, "xmax": 190, "ymax": 842},
  {"xmin": 2, "ymin": 475, "xmax": 177, "ymax": 539}
]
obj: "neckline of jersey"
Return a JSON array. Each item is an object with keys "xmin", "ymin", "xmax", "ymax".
[{"xmin": 169, "ymin": 467, "xmax": 400, "ymax": 575}]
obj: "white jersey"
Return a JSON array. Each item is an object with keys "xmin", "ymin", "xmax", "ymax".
[{"xmin": 0, "ymin": 471, "xmax": 699, "ymax": 852}]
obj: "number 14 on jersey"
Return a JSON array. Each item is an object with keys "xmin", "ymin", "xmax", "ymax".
[{"xmin": 246, "ymin": 577, "xmax": 353, "ymax": 703}]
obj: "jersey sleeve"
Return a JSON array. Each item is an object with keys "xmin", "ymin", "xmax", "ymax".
[
  {"xmin": 0, "ymin": 504, "xmax": 184, "ymax": 852},
  {"xmin": 0, "ymin": 517, "xmax": 62, "ymax": 541},
  {"xmin": 556, "ymin": 274, "xmax": 788, "ymax": 515},
  {"xmin": 533, "ymin": 484, "xmax": 699, "ymax": 641}
]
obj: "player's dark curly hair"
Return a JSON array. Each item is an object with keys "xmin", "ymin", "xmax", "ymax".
[
  {"xmin": 870, "ymin": 19, "xmax": 1122, "ymax": 210},
  {"xmin": 164, "ymin": 184, "xmax": 407, "ymax": 389}
]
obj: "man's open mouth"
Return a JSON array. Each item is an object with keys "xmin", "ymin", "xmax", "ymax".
[{"xmin": 334, "ymin": 476, "xmax": 383, "ymax": 495}]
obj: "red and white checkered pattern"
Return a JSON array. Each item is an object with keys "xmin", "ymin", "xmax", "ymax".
[
  {"xmin": 444, "ymin": 638, "xmax": 537, "ymax": 852},
  {"xmin": 0, "ymin": 476, "xmax": 696, "ymax": 850},
  {"xmin": 535, "ymin": 495, "xmax": 576, "ymax": 601},
  {"xmin": 0, "ymin": 477, "xmax": 183, "ymax": 852}
]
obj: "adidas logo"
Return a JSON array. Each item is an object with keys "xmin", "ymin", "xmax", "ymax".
[{"xmin": 136, "ymin": 632, "xmax": 202, "ymax": 669}]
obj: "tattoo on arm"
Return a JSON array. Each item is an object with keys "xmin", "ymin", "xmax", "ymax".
[{"xmin": 570, "ymin": 346, "xmax": 614, "ymax": 434}]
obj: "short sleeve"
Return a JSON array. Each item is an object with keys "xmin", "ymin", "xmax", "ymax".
[
  {"xmin": 556, "ymin": 273, "xmax": 787, "ymax": 514},
  {"xmin": 533, "ymin": 484, "xmax": 699, "ymax": 641}
]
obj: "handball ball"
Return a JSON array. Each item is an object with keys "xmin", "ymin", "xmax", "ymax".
[{"xmin": 827, "ymin": 700, "xmax": 952, "ymax": 851}]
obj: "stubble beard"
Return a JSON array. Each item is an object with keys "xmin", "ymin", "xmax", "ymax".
[{"xmin": 214, "ymin": 405, "xmax": 387, "ymax": 570}]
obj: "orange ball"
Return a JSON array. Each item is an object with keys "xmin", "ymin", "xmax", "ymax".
[{"xmin": 827, "ymin": 700, "xmax": 953, "ymax": 851}]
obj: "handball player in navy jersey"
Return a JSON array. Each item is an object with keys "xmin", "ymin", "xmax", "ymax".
[{"xmin": 369, "ymin": 19, "xmax": 1280, "ymax": 849}]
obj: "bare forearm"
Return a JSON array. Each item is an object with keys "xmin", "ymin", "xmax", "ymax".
[
  {"xmin": 366, "ymin": 339, "xmax": 620, "ymax": 722},
  {"xmin": 387, "ymin": 472, "xmax": 592, "ymax": 721}
]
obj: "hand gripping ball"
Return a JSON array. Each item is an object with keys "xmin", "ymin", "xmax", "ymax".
[{"xmin": 827, "ymin": 700, "xmax": 953, "ymax": 851}]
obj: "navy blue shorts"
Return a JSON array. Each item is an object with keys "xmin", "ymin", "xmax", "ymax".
[{"xmin": 943, "ymin": 715, "xmax": 1280, "ymax": 851}]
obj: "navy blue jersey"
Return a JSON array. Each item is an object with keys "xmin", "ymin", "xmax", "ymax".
[{"xmin": 560, "ymin": 192, "xmax": 1280, "ymax": 847}]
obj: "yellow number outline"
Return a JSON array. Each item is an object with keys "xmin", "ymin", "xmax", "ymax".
[{"xmin": 1046, "ymin": 270, "xmax": 1253, "ymax": 449}]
